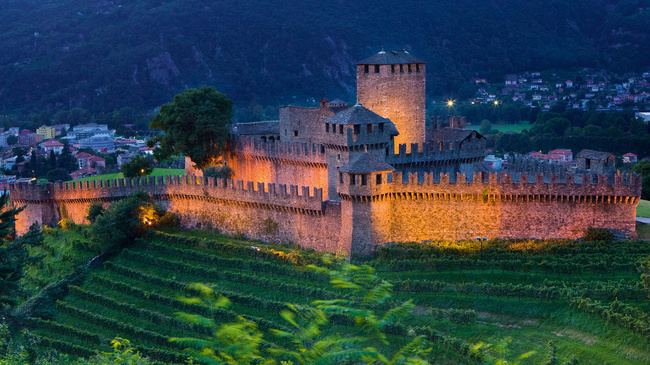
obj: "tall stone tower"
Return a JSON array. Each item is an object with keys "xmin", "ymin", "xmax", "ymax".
[{"xmin": 356, "ymin": 50, "xmax": 426, "ymax": 151}]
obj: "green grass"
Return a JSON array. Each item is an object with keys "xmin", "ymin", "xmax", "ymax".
[
  {"xmin": 466, "ymin": 122, "xmax": 531, "ymax": 134},
  {"xmin": 73, "ymin": 168, "xmax": 185, "ymax": 182},
  {"xmin": 637, "ymin": 200, "xmax": 650, "ymax": 218},
  {"xmin": 31, "ymin": 231, "xmax": 650, "ymax": 364}
]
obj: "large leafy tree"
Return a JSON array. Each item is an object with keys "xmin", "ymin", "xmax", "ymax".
[
  {"xmin": 149, "ymin": 87, "xmax": 232, "ymax": 169},
  {"xmin": 121, "ymin": 156, "xmax": 154, "ymax": 178}
]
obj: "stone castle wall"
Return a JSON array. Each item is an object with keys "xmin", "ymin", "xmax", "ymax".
[
  {"xmin": 357, "ymin": 63, "xmax": 426, "ymax": 149},
  {"xmin": 10, "ymin": 170, "xmax": 641, "ymax": 257},
  {"xmin": 10, "ymin": 176, "xmax": 347, "ymax": 254}
]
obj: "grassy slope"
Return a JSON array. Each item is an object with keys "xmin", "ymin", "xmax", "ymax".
[
  {"xmin": 28, "ymin": 231, "xmax": 650, "ymax": 364},
  {"xmin": 73, "ymin": 168, "xmax": 185, "ymax": 183},
  {"xmin": 465, "ymin": 122, "xmax": 531, "ymax": 134},
  {"xmin": 638, "ymin": 200, "xmax": 650, "ymax": 218}
]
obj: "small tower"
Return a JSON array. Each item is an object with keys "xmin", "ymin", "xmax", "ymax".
[
  {"xmin": 338, "ymin": 152, "xmax": 395, "ymax": 256},
  {"xmin": 356, "ymin": 50, "xmax": 426, "ymax": 151}
]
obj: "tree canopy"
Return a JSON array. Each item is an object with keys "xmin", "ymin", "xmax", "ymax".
[{"xmin": 149, "ymin": 87, "xmax": 232, "ymax": 169}]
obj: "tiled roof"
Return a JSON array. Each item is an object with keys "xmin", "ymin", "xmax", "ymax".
[
  {"xmin": 340, "ymin": 153, "xmax": 395, "ymax": 174},
  {"xmin": 232, "ymin": 120, "xmax": 280, "ymax": 135},
  {"xmin": 357, "ymin": 50, "xmax": 424, "ymax": 65},
  {"xmin": 576, "ymin": 149, "xmax": 614, "ymax": 160},
  {"xmin": 429, "ymin": 128, "xmax": 482, "ymax": 142},
  {"xmin": 328, "ymin": 104, "xmax": 398, "ymax": 135}
]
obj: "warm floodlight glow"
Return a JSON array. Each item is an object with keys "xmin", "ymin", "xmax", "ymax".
[{"xmin": 446, "ymin": 99, "xmax": 455, "ymax": 107}]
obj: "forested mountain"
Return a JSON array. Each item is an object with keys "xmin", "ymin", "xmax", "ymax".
[{"xmin": 0, "ymin": 0, "xmax": 648, "ymax": 120}]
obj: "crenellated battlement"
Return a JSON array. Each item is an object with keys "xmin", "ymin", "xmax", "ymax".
[
  {"xmin": 340, "ymin": 170, "xmax": 641, "ymax": 203},
  {"xmin": 10, "ymin": 175, "xmax": 325, "ymax": 214},
  {"xmin": 234, "ymin": 139, "xmax": 327, "ymax": 166},
  {"xmin": 387, "ymin": 141, "xmax": 485, "ymax": 165}
]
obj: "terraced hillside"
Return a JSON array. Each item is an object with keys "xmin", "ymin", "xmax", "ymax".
[{"xmin": 27, "ymin": 231, "xmax": 650, "ymax": 364}]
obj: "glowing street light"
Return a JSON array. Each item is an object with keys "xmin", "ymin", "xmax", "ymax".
[
  {"xmin": 493, "ymin": 100, "xmax": 500, "ymax": 106},
  {"xmin": 446, "ymin": 99, "xmax": 455, "ymax": 107}
]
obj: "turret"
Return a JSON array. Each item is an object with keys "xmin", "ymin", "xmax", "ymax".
[{"xmin": 356, "ymin": 50, "xmax": 426, "ymax": 151}]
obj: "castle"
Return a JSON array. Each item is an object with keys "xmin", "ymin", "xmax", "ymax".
[{"xmin": 10, "ymin": 50, "xmax": 642, "ymax": 256}]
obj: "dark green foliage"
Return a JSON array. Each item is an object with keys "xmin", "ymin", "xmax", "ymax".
[
  {"xmin": 583, "ymin": 228, "xmax": 614, "ymax": 242},
  {"xmin": 632, "ymin": 161, "xmax": 650, "ymax": 200},
  {"xmin": 87, "ymin": 203, "xmax": 105, "ymax": 224},
  {"xmin": 149, "ymin": 88, "xmax": 232, "ymax": 169},
  {"xmin": 0, "ymin": 195, "xmax": 25, "ymax": 312},
  {"xmin": 91, "ymin": 193, "xmax": 153, "ymax": 251},
  {"xmin": 45, "ymin": 168, "xmax": 71, "ymax": 182},
  {"xmin": 6, "ymin": 135, "xmax": 17, "ymax": 146},
  {"xmin": 202, "ymin": 165, "xmax": 233, "ymax": 180},
  {"xmin": 121, "ymin": 156, "xmax": 154, "ymax": 178},
  {"xmin": 495, "ymin": 110, "xmax": 650, "ymax": 156}
]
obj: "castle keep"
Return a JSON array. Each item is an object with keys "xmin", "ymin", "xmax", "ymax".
[{"xmin": 10, "ymin": 50, "xmax": 642, "ymax": 256}]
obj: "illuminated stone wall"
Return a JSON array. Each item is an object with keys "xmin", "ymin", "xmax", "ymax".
[
  {"xmin": 10, "ymin": 170, "xmax": 641, "ymax": 257},
  {"xmin": 356, "ymin": 63, "xmax": 426, "ymax": 150}
]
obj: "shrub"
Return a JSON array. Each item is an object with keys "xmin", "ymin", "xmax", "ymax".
[
  {"xmin": 156, "ymin": 211, "xmax": 180, "ymax": 229},
  {"xmin": 91, "ymin": 193, "xmax": 153, "ymax": 251},
  {"xmin": 203, "ymin": 165, "xmax": 233, "ymax": 179},
  {"xmin": 86, "ymin": 203, "xmax": 105, "ymax": 223},
  {"xmin": 584, "ymin": 228, "xmax": 614, "ymax": 242},
  {"xmin": 122, "ymin": 156, "xmax": 154, "ymax": 178}
]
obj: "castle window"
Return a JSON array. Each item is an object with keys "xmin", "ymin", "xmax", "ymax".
[
  {"xmin": 361, "ymin": 174, "xmax": 367, "ymax": 186},
  {"xmin": 374, "ymin": 65, "xmax": 380, "ymax": 73},
  {"xmin": 320, "ymin": 145, "xmax": 325, "ymax": 153},
  {"xmin": 376, "ymin": 174, "xmax": 382, "ymax": 184},
  {"xmin": 337, "ymin": 154, "xmax": 341, "ymax": 161},
  {"xmin": 350, "ymin": 174, "xmax": 355, "ymax": 185},
  {"xmin": 339, "ymin": 125, "xmax": 343, "ymax": 134},
  {"xmin": 408, "ymin": 64, "xmax": 412, "ymax": 73},
  {"xmin": 367, "ymin": 124, "xmax": 372, "ymax": 133},
  {"xmin": 364, "ymin": 65, "xmax": 369, "ymax": 73},
  {"xmin": 325, "ymin": 123, "xmax": 330, "ymax": 132},
  {"xmin": 284, "ymin": 129, "xmax": 287, "ymax": 136},
  {"xmin": 378, "ymin": 123, "xmax": 384, "ymax": 132},
  {"xmin": 400, "ymin": 64, "xmax": 404, "ymax": 73},
  {"xmin": 340, "ymin": 173, "xmax": 343, "ymax": 184},
  {"xmin": 353, "ymin": 124, "xmax": 360, "ymax": 135},
  {"xmin": 294, "ymin": 130, "xmax": 298, "ymax": 137},
  {"xmin": 261, "ymin": 136, "xmax": 267, "ymax": 142},
  {"xmin": 416, "ymin": 64, "xmax": 420, "ymax": 73},
  {"xmin": 391, "ymin": 65, "xmax": 395, "ymax": 73},
  {"xmin": 439, "ymin": 141, "xmax": 444, "ymax": 151}
]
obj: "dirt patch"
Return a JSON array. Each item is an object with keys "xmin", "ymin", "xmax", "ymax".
[{"xmin": 553, "ymin": 329, "xmax": 596, "ymax": 345}]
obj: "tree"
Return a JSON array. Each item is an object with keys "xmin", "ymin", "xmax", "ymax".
[
  {"xmin": 5, "ymin": 136, "xmax": 16, "ymax": 146},
  {"xmin": 479, "ymin": 119, "xmax": 493, "ymax": 135},
  {"xmin": 91, "ymin": 193, "xmax": 154, "ymax": 252},
  {"xmin": 171, "ymin": 258, "xmax": 432, "ymax": 364},
  {"xmin": 0, "ymin": 195, "xmax": 25, "ymax": 313},
  {"xmin": 632, "ymin": 161, "xmax": 650, "ymax": 200},
  {"xmin": 87, "ymin": 203, "xmax": 105, "ymax": 223},
  {"xmin": 45, "ymin": 168, "xmax": 70, "ymax": 182},
  {"xmin": 149, "ymin": 87, "xmax": 232, "ymax": 169},
  {"xmin": 122, "ymin": 156, "xmax": 154, "ymax": 178}
]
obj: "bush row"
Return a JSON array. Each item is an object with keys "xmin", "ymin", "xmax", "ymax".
[
  {"xmin": 120, "ymin": 249, "xmax": 336, "ymax": 300},
  {"xmin": 90, "ymin": 272, "xmax": 287, "ymax": 332},
  {"xmin": 385, "ymin": 324, "xmax": 484, "ymax": 363},
  {"xmin": 25, "ymin": 317, "xmax": 102, "ymax": 345},
  {"xmin": 140, "ymin": 238, "xmax": 328, "ymax": 282},
  {"xmin": 31, "ymin": 333, "xmax": 97, "ymax": 358},
  {"xmin": 569, "ymin": 297, "xmax": 650, "ymax": 338},
  {"xmin": 393, "ymin": 279, "xmax": 646, "ymax": 300},
  {"xmin": 423, "ymin": 307, "xmax": 478, "ymax": 324},
  {"xmin": 376, "ymin": 256, "xmax": 636, "ymax": 273},
  {"xmin": 55, "ymin": 300, "xmax": 175, "ymax": 348},
  {"xmin": 68, "ymin": 285, "xmax": 212, "ymax": 336},
  {"xmin": 376, "ymin": 240, "xmax": 650, "ymax": 260},
  {"xmin": 152, "ymin": 231, "xmax": 321, "ymax": 266}
]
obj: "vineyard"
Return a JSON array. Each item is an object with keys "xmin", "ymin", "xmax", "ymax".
[{"xmin": 24, "ymin": 231, "xmax": 650, "ymax": 364}]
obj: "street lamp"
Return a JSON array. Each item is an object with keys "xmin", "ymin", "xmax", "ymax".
[
  {"xmin": 493, "ymin": 100, "xmax": 500, "ymax": 106},
  {"xmin": 446, "ymin": 99, "xmax": 455, "ymax": 108}
]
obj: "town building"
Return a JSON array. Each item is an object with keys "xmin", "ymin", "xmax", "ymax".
[
  {"xmin": 36, "ymin": 125, "xmax": 56, "ymax": 140},
  {"xmin": 40, "ymin": 140, "xmax": 64, "ymax": 155}
]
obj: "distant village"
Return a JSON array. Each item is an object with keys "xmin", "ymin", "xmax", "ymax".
[
  {"xmin": 470, "ymin": 69, "xmax": 650, "ymax": 112},
  {"xmin": 0, "ymin": 123, "xmax": 154, "ymax": 189}
]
